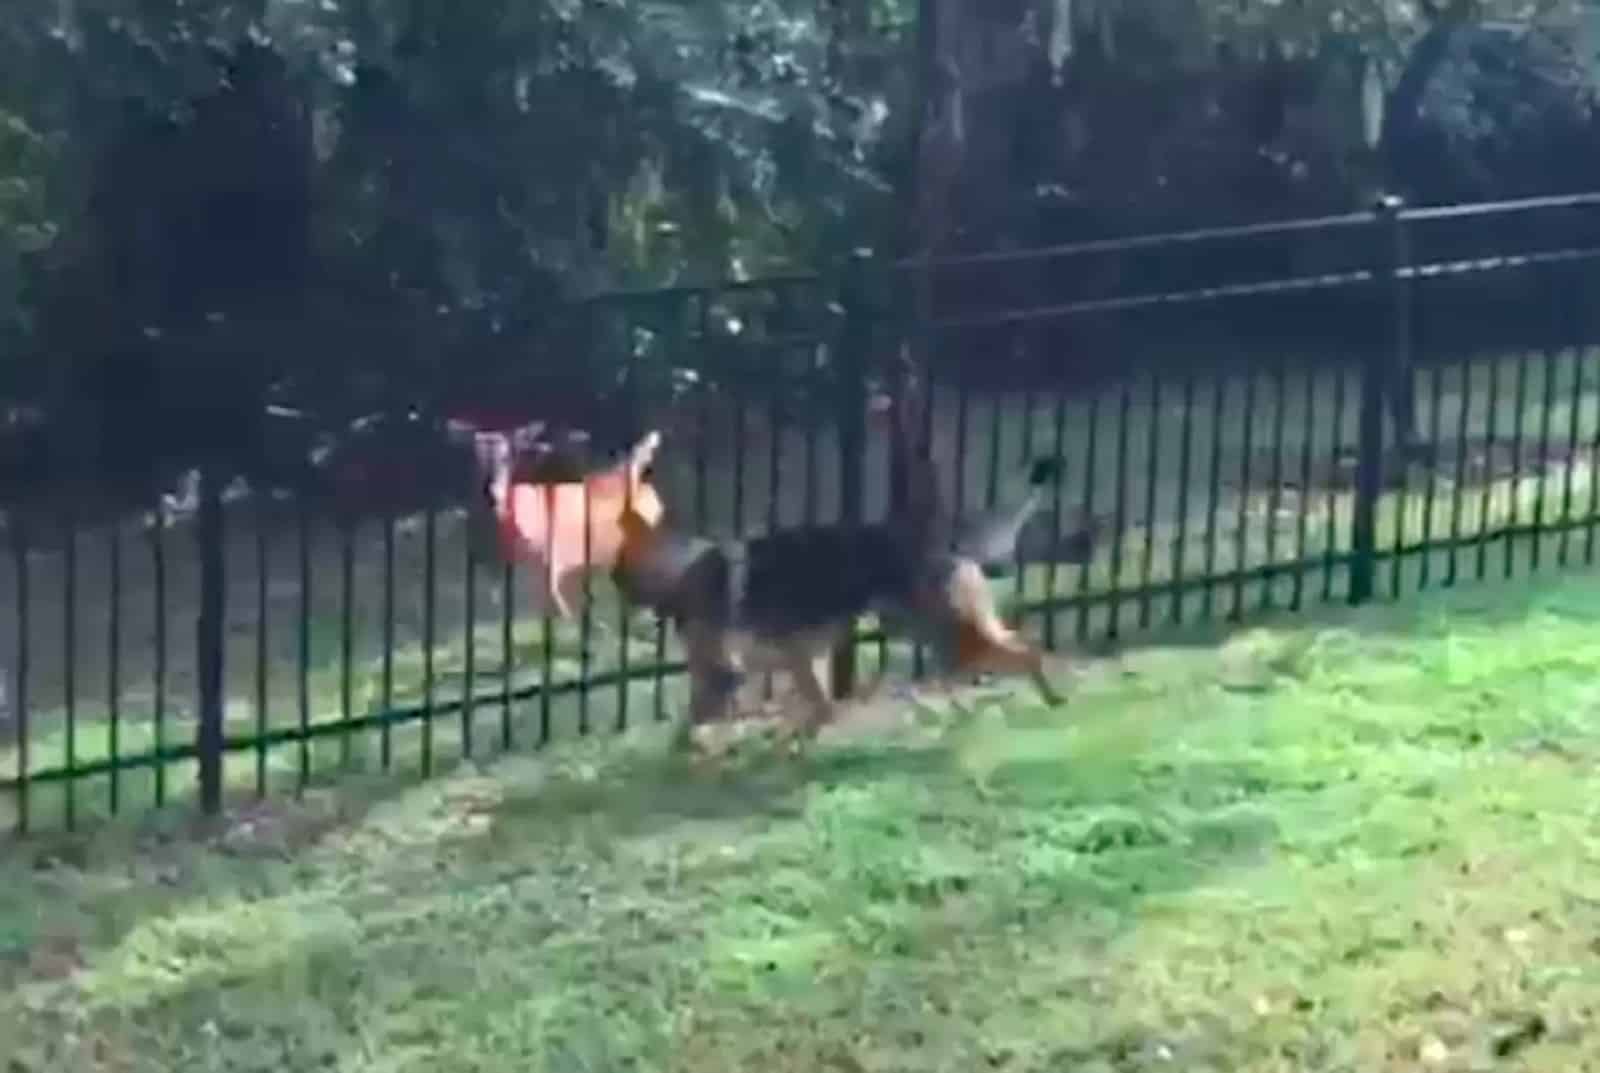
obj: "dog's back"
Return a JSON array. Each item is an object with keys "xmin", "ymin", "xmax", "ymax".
[{"xmin": 734, "ymin": 524, "xmax": 913, "ymax": 636}]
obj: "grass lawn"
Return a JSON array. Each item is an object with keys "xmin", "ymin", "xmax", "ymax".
[{"xmin": 7, "ymin": 568, "xmax": 1600, "ymax": 1071}]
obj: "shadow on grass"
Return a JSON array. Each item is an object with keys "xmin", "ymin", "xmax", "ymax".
[{"xmin": 1, "ymin": 700, "xmax": 1294, "ymax": 1071}]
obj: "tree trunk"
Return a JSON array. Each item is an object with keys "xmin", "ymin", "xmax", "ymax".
[{"xmin": 1380, "ymin": 0, "xmax": 1474, "ymax": 197}]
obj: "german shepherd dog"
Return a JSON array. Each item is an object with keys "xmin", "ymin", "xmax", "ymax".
[{"xmin": 612, "ymin": 439, "xmax": 1068, "ymax": 745}]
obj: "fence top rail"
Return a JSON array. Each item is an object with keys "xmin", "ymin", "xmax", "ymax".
[
  {"xmin": 565, "ymin": 189, "xmax": 1600, "ymax": 313},
  {"xmin": 928, "ymin": 242, "xmax": 1600, "ymax": 332},
  {"xmin": 892, "ymin": 211, "xmax": 1375, "ymax": 272},
  {"xmin": 1400, "ymin": 189, "xmax": 1600, "ymax": 223}
]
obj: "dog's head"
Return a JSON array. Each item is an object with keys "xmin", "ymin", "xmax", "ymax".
[
  {"xmin": 612, "ymin": 432, "xmax": 715, "ymax": 615},
  {"xmin": 615, "ymin": 430, "xmax": 666, "ymax": 578},
  {"xmin": 613, "ymin": 495, "xmax": 679, "ymax": 611}
]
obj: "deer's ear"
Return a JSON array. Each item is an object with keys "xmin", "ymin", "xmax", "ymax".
[
  {"xmin": 509, "ymin": 421, "xmax": 546, "ymax": 451},
  {"xmin": 628, "ymin": 430, "xmax": 662, "ymax": 474},
  {"xmin": 470, "ymin": 430, "xmax": 508, "ymax": 464}
]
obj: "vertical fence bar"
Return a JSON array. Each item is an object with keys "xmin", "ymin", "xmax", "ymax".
[
  {"xmin": 1587, "ymin": 341, "xmax": 1600, "ymax": 563},
  {"xmin": 1389, "ymin": 202, "xmax": 1416, "ymax": 600},
  {"xmin": 1350, "ymin": 196, "xmax": 1407, "ymax": 606},
  {"xmin": 1105, "ymin": 380, "xmax": 1131, "ymax": 640},
  {"xmin": 647, "ymin": 348, "xmax": 670, "ymax": 726},
  {"xmin": 765, "ymin": 323, "xmax": 785, "ymax": 694},
  {"xmin": 1445, "ymin": 359, "xmax": 1472, "ymax": 586},
  {"xmin": 1347, "ymin": 397, "xmax": 1379, "ymax": 603},
  {"xmin": 910, "ymin": 367, "xmax": 934, "ymax": 678},
  {"xmin": 1322, "ymin": 365, "xmax": 1348, "ymax": 602},
  {"xmin": 577, "ymin": 461, "xmax": 594, "ymax": 738},
  {"xmin": 1014, "ymin": 381, "xmax": 1037, "ymax": 614},
  {"xmin": 1139, "ymin": 371, "xmax": 1161, "ymax": 630},
  {"xmin": 106, "ymin": 523, "xmax": 122, "ymax": 814},
  {"xmin": 1044, "ymin": 378, "xmax": 1069, "ymax": 649},
  {"xmin": 614, "ymin": 501, "xmax": 632, "ymax": 737},
  {"xmin": 733, "ymin": 348, "xmax": 750, "ymax": 534},
  {"xmin": 151, "ymin": 518, "xmax": 167, "ymax": 806},
  {"xmin": 296, "ymin": 503, "xmax": 312, "ymax": 791},
  {"xmin": 954, "ymin": 366, "xmax": 971, "ymax": 530},
  {"xmin": 1504, "ymin": 351, "xmax": 1530, "ymax": 579},
  {"xmin": 1290, "ymin": 365, "xmax": 1317, "ymax": 611},
  {"xmin": 12, "ymin": 530, "xmax": 29, "ymax": 833},
  {"xmin": 1388, "ymin": 398, "xmax": 1411, "ymax": 602},
  {"xmin": 1417, "ymin": 360, "xmax": 1444, "ymax": 590},
  {"xmin": 1075, "ymin": 391, "xmax": 1102, "ymax": 641},
  {"xmin": 1263, "ymin": 360, "xmax": 1288, "ymax": 611},
  {"xmin": 984, "ymin": 391, "xmax": 1003, "ymax": 515},
  {"xmin": 61, "ymin": 509, "xmax": 77, "ymax": 828},
  {"xmin": 462, "ymin": 513, "xmax": 477, "ymax": 760},
  {"xmin": 693, "ymin": 296, "xmax": 718, "ymax": 721},
  {"xmin": 500, "ymin": 556, "xmax": 515, "ymax": 749},
  {"xmin": 1476, "ymin": 357, "xmax": 1501, "ymax": 580},
  {"xmin": 805, "ymin": 367, "xmax": 822, "ymax": 532},
  {"xmin": 1202, "ymin": 375, "xmax": 1226, "ymax": 619},
  {"xmin": 697, "ymin": 301, "xmax": 714, "ymax": 535},
  {"xmin": 254, "ymin": 500, "xmax": 269, "ymax": 794},
  {"xmin": 421, "ymin": 504, "xmax": 437, "ymax": 772},
  {"xmin": 1231, "ymin": 364, "xmax": 1257, "ymax": 620},
  {"xmin": 1170, "ymin": 370, "xmax": 1196, "ymax": 623},
  {"xmin": 832, "ymin": 252, "xmax": 870, "ymax": 698},
  {"xmin": 1558, "ymin": 345, "xmax": 1583, "ymax": 568},
  {"xmin": 1558, "ymin": 270, "xmax": 1586, "ymax": 560},
  {"xmin": 195, "ymin": 469, "xmax": 226, "ymax": 816},
  {"xmin": 381, "ymin": 508, "xmax": 396, "ymax": 769},
  {"xmin": 1530, "ymin": 335, "xmax": 1559, "ymax": 572},
  {"xmin": 340, "ymin": 519, "xmax": 356, "ymax": 768},
  {"xmin": 539, "ymin": 497, "xmax": 555, "ymax": 744}
]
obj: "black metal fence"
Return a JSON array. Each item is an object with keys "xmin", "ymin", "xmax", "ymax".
[{"xmin": 7, "ymin": 190, "xmax": 1600, "ymax": 833}]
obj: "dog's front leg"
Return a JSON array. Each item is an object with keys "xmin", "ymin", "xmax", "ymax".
[
  {"xmin": 786, "ymin": 646, "xmax": 836, "ymax": 741},
  {"xmin": 679, "ymin": 632, "xmax": 741, "ymax": 753}
]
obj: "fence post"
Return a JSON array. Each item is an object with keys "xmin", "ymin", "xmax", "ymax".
[
  {"xmin": 195, "ymin": 465, "xmax": 226, "ymax": 814},
  {"xmin": 1349, "ymin": 193, "xmax": 1409, "ymax": 605},
  {"xmin": 831, "ymin": 248, "xmax": 874, "ymax": 699}
]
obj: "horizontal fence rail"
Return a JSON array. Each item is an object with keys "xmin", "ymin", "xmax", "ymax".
[{"xmin": 6, "ymin": 191, "xmax": 1600, "ymax": 833}]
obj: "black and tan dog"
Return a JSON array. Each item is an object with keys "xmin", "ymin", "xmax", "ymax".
[{"xmin": 613, "ymin": 446, "xmax": 1074, "ymax": 745}]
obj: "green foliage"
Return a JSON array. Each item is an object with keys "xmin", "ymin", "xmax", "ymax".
[{"xmin": 0, "ymin": 0, "xmax": 1594, "ymax": 395}]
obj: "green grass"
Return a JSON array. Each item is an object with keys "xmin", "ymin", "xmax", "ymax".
[{"xmin": 8, "ymin": 571, "xmax": 1600, "ymax": 1070}]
